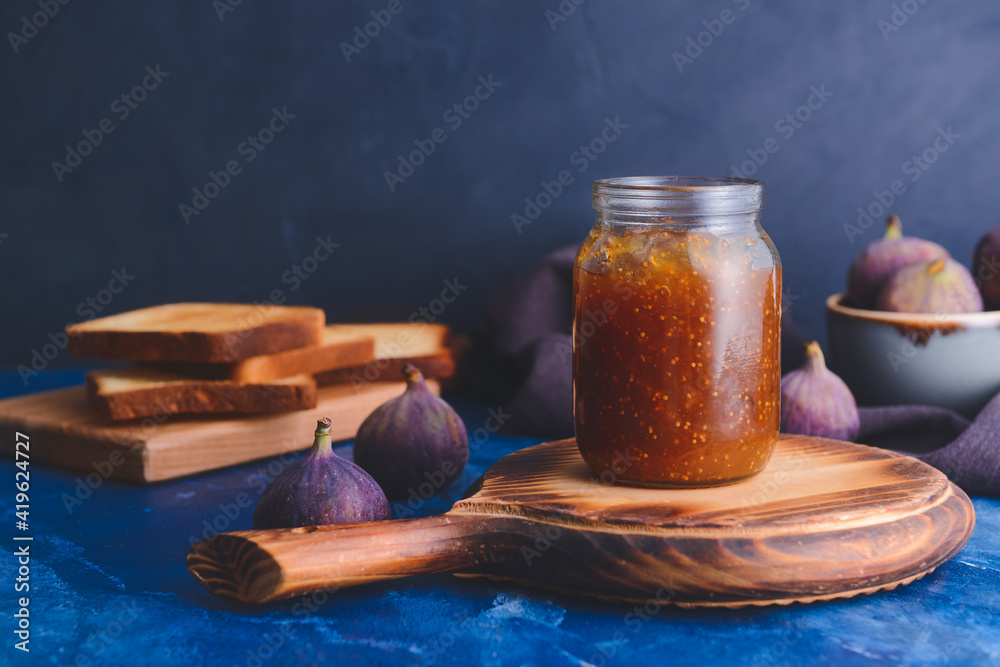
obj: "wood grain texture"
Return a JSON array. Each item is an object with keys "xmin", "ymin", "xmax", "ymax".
[
  {"xmin": 0, "ymin": 380, "xmax": 438, "ymax": 483},
  {"xmin": 66, "ymin": 303, "xmax": 325, "ymax": 362},
  {"xmin": 141, "ymin": 326, "xmax": 376, "ymax": 383},
  {"xmin": 188, "ymin": 436, "xmax": 974, "ymax": 607}
]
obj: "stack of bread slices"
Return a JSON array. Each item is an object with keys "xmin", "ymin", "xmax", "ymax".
[{"xmin": 67, "ymin": 303, "xmax": 458, "ymax": 421}]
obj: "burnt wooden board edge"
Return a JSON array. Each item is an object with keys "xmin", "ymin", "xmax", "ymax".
[
  {"xmin": 453, "ymin": 568, "xmax": 938, "ymax": 609},
  {"xmin": 449, "ymin": 481, "xmax": 974, "ymax": 606},
  {"xmin": 448, "ymin": 478, "xmax": 968, "ymax": 537},
  {"xmin": 187, "ymin": 482, "xmax": 973, "ymax": 606},
  {"xmin": 452, "ymin": 436, "xmax": 963, "ymax": 536}
]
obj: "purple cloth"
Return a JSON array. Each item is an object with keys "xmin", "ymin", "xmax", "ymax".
[
  {"xmin": 467, "ymin": 246, "xmax": 1000, "ymax": 497},
  {"xmin": 858, "ymin": 402, "xmax": 1000, "ymax": 495}
]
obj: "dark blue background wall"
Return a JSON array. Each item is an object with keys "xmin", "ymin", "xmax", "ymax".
[{"xmin": 3, "ymin": 0, "xmax": 1000, "ymax": 372}]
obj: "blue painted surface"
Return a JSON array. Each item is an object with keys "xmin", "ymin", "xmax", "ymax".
[{"xmin": 1, "ymin": 373, "xmax": 999, "ymax": 666}]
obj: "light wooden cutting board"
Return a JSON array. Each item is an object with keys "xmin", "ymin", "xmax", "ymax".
[{"xmin": 0, "ymin": 381, "xmax": 436, "ymax": 483}]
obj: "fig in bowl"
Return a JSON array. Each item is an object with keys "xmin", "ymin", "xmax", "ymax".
[
  {"xmin": 846, "ymin": 215, "xmax": 950, "ymax": 309},
  {"xmin": 825, "ymin": 294, "xmax": 1000, "ymax": 418},
  {"xmin": 876, "ymin": 258, "xmax": 983, "ymax": 314},
  {"xmin": 973, "ymin": 223, "xmax": 1000, "ymax": 310}
]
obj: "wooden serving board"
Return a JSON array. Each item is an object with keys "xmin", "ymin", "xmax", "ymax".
[
  {"xmin": 0, "ymin": 381, "xmax": 437, "ymax": 483},
  {"xmin": 188, "ymin": 436, "xmax": 974, "ymax": 607}
]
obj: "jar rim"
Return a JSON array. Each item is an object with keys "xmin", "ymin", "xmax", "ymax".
[
  {"xmin": 593, "ymin": 176, "xmax": 763, "ymax": 197},
  {"xmin": 593, "ymin": 176, "xmax": 764, "ymax": 216}
]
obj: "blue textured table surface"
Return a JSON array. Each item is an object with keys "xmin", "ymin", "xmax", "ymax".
[{"xmin": 1, "ymin": 373, "xmax": 999, "ymax": 666}]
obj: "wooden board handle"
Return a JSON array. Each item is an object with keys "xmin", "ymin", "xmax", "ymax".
[{"xmin": 187, "ymin": 515, "xmax": 485, "ymax": 604}]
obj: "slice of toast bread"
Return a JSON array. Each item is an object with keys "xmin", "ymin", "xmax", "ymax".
[
  {"xmin": 326, "ymin": 322, "xmax": 450, "ymax": 358},
  {"xmin": 86, "ymin": 369, "xmax": 317, "ymax": 421},
  {"xmin": 313, "ymin": 323, "xmax": 455, "ymax": 387},
  {"xmin": 67, "ymin": 303, "xmax": 325, "ymax": 363},
  {"xmin": 314, "ymin": 352, "xmax": 456, "ymax": 387},
  {"xmin": 142, "ymin": 327, "xmax": 376, "ymax": 383}
]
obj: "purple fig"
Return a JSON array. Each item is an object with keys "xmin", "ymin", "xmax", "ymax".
[
  {"xmin": 876, "ymin": 258, "xmax": 983, "ymax": 314},
  {"xmin": 847, "ymin": 215, "xmax": 950, "ymax": 308},
  {"xmin": 252, "ymin": 418, "xmax": 390, "ymax": 529},
  {"xmin": 353, "ymin": 365, "xmax": 469, "ymax": 499},
  {"xmin": 780, "ymin": 342, "xmax": 859, "ymax": 441},
  {"xmin": 972, "ymin": 224, "xmax": 1000, "ymax": 310}
]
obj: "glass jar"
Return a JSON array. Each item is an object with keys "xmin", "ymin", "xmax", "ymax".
[{"xmin": 573, "ymin": 176, "xmax": 781, "ymax": 487}]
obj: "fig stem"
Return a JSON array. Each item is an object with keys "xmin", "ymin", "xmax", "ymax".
[
  {"xmin": 804, "ymin": 341, "xmax": 827, "ymax": 372},
  {"xmin": 884, "ymin": 215, "xmax": 902, "ymax": 239},
  {"xmin": 402, "ymin": 363, "xmax": 425, "ymax": 385},
  {"xmin": 314, "ymin": 418, "xmax": 333, "ymax": 455}
]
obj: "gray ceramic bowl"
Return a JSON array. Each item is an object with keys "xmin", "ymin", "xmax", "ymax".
[{"xmin": 825, "ymin": 293, "xmax": 1000, "ymax": 418}]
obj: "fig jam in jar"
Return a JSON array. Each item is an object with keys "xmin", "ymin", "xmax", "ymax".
[{"xmin": 573, "ymin": 177, "xmax": 781, "ymax": 487}]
